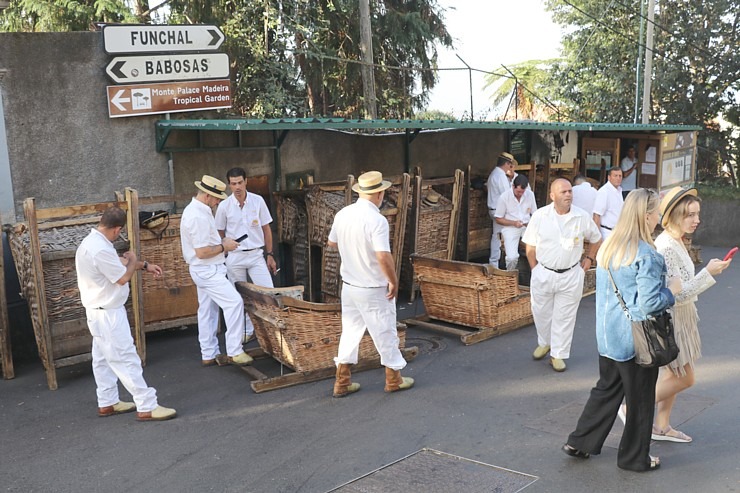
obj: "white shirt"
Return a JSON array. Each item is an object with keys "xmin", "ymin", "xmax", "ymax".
[
  {"xmin": 572, "ymin": 182, "xmax": 598, "ymax": 216},
  {"xmin": 621, "ymin": 156, "xmax": 638, "ymax": 190},
  {"xmin": 328, "ymin": 198, "xmax": 390, "ymax": 288},
  {"xmin": 215, "ymin": 192, "xmax": 273, "ymax": 250},
  {"xmin": 522, "ymin": 204, "xmax": 601, "ymax": 269},
  {"xmin": 494, "ymin": 188, "xmax": 537, "ymax": 226},
  {"xmin": 487, "ymin": 166, "xmax": 510, "ymax": 210},
  {"xmin": 75, "ymin": 228, "xmax": 129, "ymax": 309},
  {"xmin": 592, "ymin": 181, "xmax": 624, "ymax": 230},
  {"xmin": 181, "ymin": 197, "xmax": 225, "ymax": 266}
]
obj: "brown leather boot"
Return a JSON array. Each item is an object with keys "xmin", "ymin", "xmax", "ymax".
[
  {"xmin": 332, "ymin": 363, "xmax": 361, "ymax": 398},
  {"xmin": 384, "ymin": 367, "xmax": 414, "ymax": 393}
]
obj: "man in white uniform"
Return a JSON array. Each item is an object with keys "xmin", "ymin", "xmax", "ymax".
[
  {"xmin": 216, "ymin": 167, "xmax": 277, "ymax": 342},
  {"xmin": 495, "ymin": 174, "xmax": 537, "ymax": 271},
  {"xmin": 181, "ymin": 175, "xmax": 253, "ymax": 367},
  {"xmin": 487, "ymin": 152, "xmax": 516, "ymax": 266},
  {"xmin": 571, "ymin": 174, "xmax": 597, "ymax": 216},
  {"xmin": 522, "ymin": 179, "xmax": 601, "ymax": 372},
  {"xmin": 327, "ymin": 171, "xmax": 413, "ymax": 398},
  {"xmin": 592, "ymin": 167, "xmax": 624, "ymax": 240},
  {"xmin": 76, "ymin": 206, "xmax": 176, "ymax": 421},
  {"xmin": 620, "ymin": 145, "xmax": 638, "ymax": 198}
]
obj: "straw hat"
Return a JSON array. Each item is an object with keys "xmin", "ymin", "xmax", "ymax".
[
  {"xmin": 422, "ymin": 189, "xmax": 442, "ymax": 207},
  {"xmin": 195, "ymin": 175, "xmax": 228, "ymax": 199},
  {"xmin": 140, "ymin": 210, "xmax": 168, "ymax": 229},
  {"xmin": 352, "ymin": 171, "xmax": 392, "ymax": 194},
  {"xmin": 499, "ymin": 152, "xmax": 518, "ymax": 167},
  {"xmin": 660, "ymin": 186, "xmax": 698, "ymax": 227}
]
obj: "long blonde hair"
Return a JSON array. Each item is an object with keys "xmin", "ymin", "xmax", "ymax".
[{"xmin": 596, "ymin": 188, "xmax": 659, "ymax": 269}]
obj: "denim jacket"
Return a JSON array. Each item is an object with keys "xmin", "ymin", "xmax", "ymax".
[{"xmin": 595, "ymin": 241, "xmax": 676, "ymax": 361}]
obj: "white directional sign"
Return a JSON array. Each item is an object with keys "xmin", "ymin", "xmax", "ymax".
[
  {"xmin": 105, "ymin": 53, "xmax": 230, "ymax": 84},
  {"xmin": 103, "ymin": 25, "xmax": 226, "ymax": 54}
]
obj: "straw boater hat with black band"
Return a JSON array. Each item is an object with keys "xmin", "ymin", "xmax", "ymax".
[
  {"xmin": 195, "ymin": 175, "xmax": 228, "ymax": 200},
  {"xmin": 498, "ymin": 151, "xmax": 518, "ymax": 167},
  {"xmin": 352, "ymin": 171, "xmax": 392, "ymax": 194},
  {"xmin": 659, "ymin": 186, "xmax": 698, "ymax": 228}
]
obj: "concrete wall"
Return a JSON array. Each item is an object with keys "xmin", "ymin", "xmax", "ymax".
[
  {"xmin": 0, "ymin": 32, "xmax": 171, "ymax": 220},
  {"xmin": 692, "ymin": 198, "xmax": 740, "ymax": 248}
]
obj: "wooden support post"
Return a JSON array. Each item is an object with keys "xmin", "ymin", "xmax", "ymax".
[
  {"xmin": 393, "ymin": 173, "xmax": 411, "ymax": 279},
  {"xmin": 125, "ymin": 188, "xmax": 146, "ymax": 363},
  {"xmin": 0, "ymin": 228, "xmax": 14, "ymax": 379}
]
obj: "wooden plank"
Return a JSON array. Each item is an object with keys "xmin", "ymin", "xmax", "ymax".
[
  {"xmin": 143, "ymin": 285, "xmax": 198, "ymax": 323},
  {"xmin": 144, "ymin": 315, "xmax": 197, "ymax": 333},
  {"xmin": 247, "ymin": 346, "xmax": 419, "ymax": 393},
  {"xmin": 35, "ymin": 201, "xmax": 127, "ymax": 221},
  {"xmin": 0, "ymin": 229, "xmax": 14, "ymax": 379},
  {"xmin": 404, "ymin": 318, "xmax": 471, "ymax": 338},
  {"xmin": 37, "ymin": 216, "xmax": 102, "ymax": 230},
  {"xmin": 54, "ymin": 353, "xmax": 93, "ymax": 368},
  {"xmin": 126, "ymin": 188, "xmax": 146, "ymax": 363},
  {"xmin": 460, "ymin": 314, "xmax": 534, "ymax": 345},
  {"xmin": 393, "ymin": 173, "xmax": 411, "ymax": 279},
  {"xmin": 24, "ymin": 198, "xmax": 57, "ymax": 390},
  {"xmin": 446, "ymin": 169, "xmax": 463, "ymax": 261},
  {"xmin": 50, "ymin": 319, "xmax": 92, "ymax": 359}
]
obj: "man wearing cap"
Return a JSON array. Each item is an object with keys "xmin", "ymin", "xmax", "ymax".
[
  {"xmin": 76, "ymin": 206, "xmax": 176, "ymax": 421},
  {"xmin": 523, "ymin": 178, "xmax": 602, "ymax": 372},
  {"xmin": 592, "ymin": 167, "xmax": 624, "ymax": 240},
  {"xmin": 215, "ymin": 167, "xmax": 277, "ymax": 342},
  {"xmin": 487, "ymin": 152, "xmax": 516, "ymax": 267},
  {"xmin": 495, "ymin": 174, "xmax": 537, "ymax": 271},
  {"xmin": 327, "ymin": 171, "xmax": 414, "ymax": 397},
  {"xmin": 181, "ymin": 175, "xmax": 253, "ymax": 367}
]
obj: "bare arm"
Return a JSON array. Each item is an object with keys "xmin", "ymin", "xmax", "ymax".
[
  {"xmin": 217, "ymin": 229, "xmax": 226, "ymax": 239},
  {"xmin": 327, "ymin": 240, "xmax": 337, "ymax": 248},
  {"xmin": 262, "ymin": 224, "xmax": 277, "ymax": 273},
  {"xmin": 525, "ymin": 244, "xmax": 537, "ymax": 270},
  {"xmin": 375, "ymin": 251, "xmax": 398, "ymax": 300},
  {"xmin": 194, "ymin": 238, "xmax": 237, "ymax": 259},
  {"xmin": 581, "ymin": 239, "xmax": 601, "ymax": 270},
  {"xmin": 496, "ymin": 217, "xmax": 524, "ymax": 228},
  {"xmin": 592, "ymin": 213, "xmax": 602, "ymax": 229}
]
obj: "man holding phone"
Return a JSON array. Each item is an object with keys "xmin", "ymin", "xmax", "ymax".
[{"xmin": 215, "ymin": 167, "xmax": 277, "ymax": 342}]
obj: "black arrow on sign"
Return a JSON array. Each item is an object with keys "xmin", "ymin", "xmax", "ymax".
[
  {"xmin": 208, "ymin": 28, "xmax": 221, "ymax": 46},
  {"xmin": 110, "ymin": 61, "xmax": 126, "ymax": 80}
]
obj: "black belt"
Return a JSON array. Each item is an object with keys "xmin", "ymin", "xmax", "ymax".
[
  {"xmin": 541, "ymin": 262, "xmax": 579, "ymax": 274},
  {"xmin": 237, "ymin": 247, "xmax": 262, "ymax": 252},
  {"xmin": 343, "ymin": 280, "xmax": 385, "ymax": 289},
  {"xmin": 601, "ymin": 225, "xmax": 614, "ymax": 230}
]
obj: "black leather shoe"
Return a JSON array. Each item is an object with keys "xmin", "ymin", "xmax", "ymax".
[{"xmin": 562, "ymin": 444, "xmax": 590, "ymax": 459}]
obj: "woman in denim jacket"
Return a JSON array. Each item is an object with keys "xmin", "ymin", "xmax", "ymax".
[{"xmin": 562, "ymin": 189, "xmax": 681, "ymax": 472}]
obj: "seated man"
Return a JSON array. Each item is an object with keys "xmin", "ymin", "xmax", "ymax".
[{"xmin": 495, "ymin": 175, "xmax": 537, "ymax": 271}]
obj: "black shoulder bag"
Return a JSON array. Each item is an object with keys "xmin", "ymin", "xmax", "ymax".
[{"xmin": 607, "ymin": 268, "xmax": 679, "ymax": 368}]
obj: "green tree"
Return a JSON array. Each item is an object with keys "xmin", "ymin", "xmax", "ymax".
[
  {"xmin": 483, "ymin": 59, "xmax": 560, "ymax": 121},
  {"xmin": 0, "ymin": 0, "xmax": 137, "ymax": 31}
]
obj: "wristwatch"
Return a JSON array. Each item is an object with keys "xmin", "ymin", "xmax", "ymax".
[
  {"xmin": 266, "ymin": 251, "xmax": 274, "ymax": 257},
  {"xmin": 142, "ymin": 261, "xmax": 148, "ymax": 271}
]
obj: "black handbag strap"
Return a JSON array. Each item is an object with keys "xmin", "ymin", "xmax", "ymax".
[{"xmin": 606, "ymin": 267, "xmax": 635, "ymax": 322}]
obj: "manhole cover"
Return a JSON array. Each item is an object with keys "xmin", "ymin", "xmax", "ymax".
[
  {"xmin": 405, "ymin": 336, "xmax": 447, "ymax": 355},
  {"xmin": 327, "ymin": 448, "xmax": 537, "ymax": 493}
]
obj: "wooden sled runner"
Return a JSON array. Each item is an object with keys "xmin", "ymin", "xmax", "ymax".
[
  {"xmin": 408, "ymin": 254, "xmax": 534, "ymax": 345},
  {"xmin": 235, "ymin": 283, "xmax": 418, "ymax": 393}
]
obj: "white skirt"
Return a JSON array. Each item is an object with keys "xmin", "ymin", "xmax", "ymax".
[{"xmin": 665, "ymin": 302, "xmax": 701, "ymax": 377}]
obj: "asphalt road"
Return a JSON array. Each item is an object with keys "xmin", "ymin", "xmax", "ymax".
[{"xmin": 1, "ymin": 246, "xmax": 739, "ymax": 492}]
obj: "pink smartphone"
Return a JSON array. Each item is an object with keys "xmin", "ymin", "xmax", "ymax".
[{"xmin": 723, "ymin": 247, "xmax": 738, "ymax": 261}]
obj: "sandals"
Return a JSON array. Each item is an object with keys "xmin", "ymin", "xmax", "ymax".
[
  {"xmin": 649, "ymin": 455, "xmax": 661, "ymax": 470},
  {"xmin": 652, "ymin": 426, "xmax": 693, "ymax": 443},
  {"xmin": 561, "ymin": 444, "xmax": 590, "ymax": 459}
]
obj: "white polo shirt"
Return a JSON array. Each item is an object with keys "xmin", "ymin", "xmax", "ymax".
[
  {"xmin": 215, "ymin": 192, "xmax": 273, "ymax": 250},
  {"xmin": 621, "ymin": 156, "xmax": 638, "ymax": 190},
  {"xmin": 75, "ymin": 228, "xmax": 129, "ymax": 309},
  {"xmin": 487, "ymin": 166, "xmax": 510, "ymax": 210},
  {"xmin": 494, "ymin": 188, "xmax": 537, "ymax": 224},
  {"xmin": 328, "ymin": 198, "xmax": 390, "ymax": 288},
  {"xmin": 592, "ymin": 181, "xmax": 624, "ymax": 230},
  {"xmin": 522, "ymin": 204, "xmax": 601, "ymax": 270},
  {"xmin": 572, "ymin": 182, "xmax": 598, "ymax": 216},
  {"xmin": 181, "ymin": 197, "xmax": 225, "ymax": 266}
]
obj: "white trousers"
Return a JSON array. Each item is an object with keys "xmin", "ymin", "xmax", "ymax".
[
  {"xmin": 225, "ymin": 249, "xmax": 273, "ymax": 336},
  {"xmin": 334, "ymin": 284, "xmax": 407, "ymax": 370},
  {"xmin": 86, "ymin": 307, "xmax": 157, "ymax": 412},
  {"xmin": 600, "ymin": 227, "xmax": 613, "ymax": 241},
  {"xmin": 489, "ymin": 211, "xmax": 503, "ymax": 265},
  {"xmin": 501, "ymin": 225, "xmax": 526, "ymax": 269},
  {"xmin": 530, "ymin": 263, "xmax": 585, "ymax": 359},
  {"xmin": 189, "ymin": 263, "xmax": 245, "ymax": 359}
]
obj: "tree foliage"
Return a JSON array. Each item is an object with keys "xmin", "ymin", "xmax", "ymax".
[
  {"xmin": 1, "ymin": 0, "xmax": 453, "ymax": 118},
  {"xmin": 483, "ymin": 59, "xmax": 560, "ymax": 121}
]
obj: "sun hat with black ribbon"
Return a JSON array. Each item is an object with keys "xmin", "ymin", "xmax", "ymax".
[
  {"xmin": 195, "ymin": 175, "xmax": 228, "ymax": 200},
  {"xmin": 352, "ymin": 171, "xmax": 392, "ymax": 194},
  {"xmin": 498, "ymin": 151, "xmax": 519, "ymax": 167},
  {"xmin": 659, "ymin": 186, "xmax": 698, "ymax": 227}
]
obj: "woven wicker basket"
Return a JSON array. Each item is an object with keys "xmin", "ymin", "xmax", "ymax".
[
  {"xmin": 412, "ymin": 254, "xmax": 532, "ymax": 331},
  {"xmin": 237, "ymin": 283, "xmax": 406, "ymax": 372}
]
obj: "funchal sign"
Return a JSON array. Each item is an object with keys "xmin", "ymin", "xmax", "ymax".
[
  {"xmin": 102, "ymin": 24, "xmax": 232, "ymax": 118},
  {"xmin": 103, "ymin": 24, "xmax": 226, "ymax": 54}
]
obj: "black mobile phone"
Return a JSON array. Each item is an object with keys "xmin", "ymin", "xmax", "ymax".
[{"xmin": 235, "ymin": 233, "xmax": 248, "ymax": 242}]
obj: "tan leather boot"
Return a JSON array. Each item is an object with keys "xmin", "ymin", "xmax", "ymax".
[
  {"xmin": 384, "ymin": 367, "xmax": 414, "ymax": 393},
  {"xmin": 333, "ymin": 363, "xmax": 361, "ymax": 398}
]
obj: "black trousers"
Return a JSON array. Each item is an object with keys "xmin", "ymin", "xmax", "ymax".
[{"xmin": 567, "ymin": 356, "xmax": 659, "ymax": 471}]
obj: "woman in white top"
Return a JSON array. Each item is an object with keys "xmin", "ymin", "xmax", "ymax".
[{"xmin": 651, "ymin": 187, "xmax": 731, "ymax": 442}]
